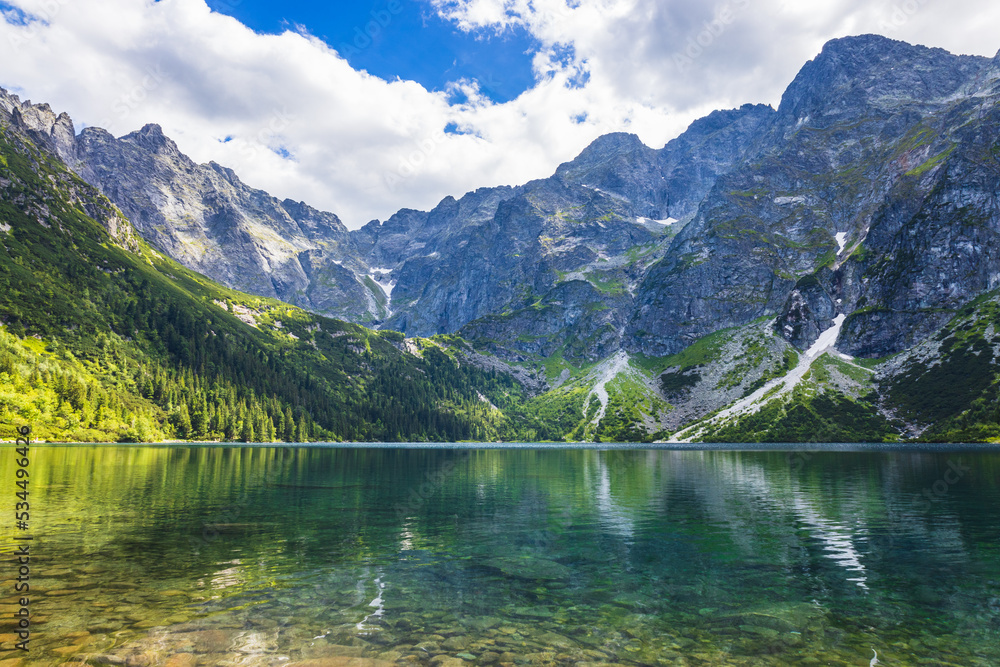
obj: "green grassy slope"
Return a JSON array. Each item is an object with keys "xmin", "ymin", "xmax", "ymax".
[
  {"xmin": 659, "ymin": 292, "xmax": 1000, "ymax": 443},
  {"xmin": 5, "ymin": 107, "xmax": 999, "ymax": 444},
  {"xmin": 0, "ymin": 121, "xmax": 565, "ymax": 443},
  {"xmin": 883, "ymin": 292, "xmax": 1000, "ymax": 442}
]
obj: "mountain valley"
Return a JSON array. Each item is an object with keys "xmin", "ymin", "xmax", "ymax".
[{"xmin": 4, "ymin": 34, "xmax": 1000, "ymax": 442}]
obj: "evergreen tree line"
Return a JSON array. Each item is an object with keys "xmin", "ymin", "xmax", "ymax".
[{"xmin": 1, "ymin": 126, "xmax": 578, "ymax": 443}]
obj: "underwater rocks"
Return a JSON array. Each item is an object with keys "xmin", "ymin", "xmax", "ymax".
[{"xmin": 482, "ymin": 557, "xmax": 573, "ymax": 581}]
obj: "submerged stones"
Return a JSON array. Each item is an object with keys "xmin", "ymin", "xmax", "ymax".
[
  {"xmin": 712, "ymin": 601, "xmax": 827, "ymax": 635},
  {"xmin": 286, "ymin": 660, "xmax": 396, "ymax": 667},
  {"xmin": 16, "ymin": 491, "xmax": 996, "ymax": 667},
  {"xmin": 302, "ymin": 645, "xmax": 367, "ymax": 659},
  {"xmin": 53, "ymin": 597, "xmax": 986, "ymax": 667},
  {"xmin": 509, "ymin": 606, "xmax": 555, "ymax": 619},
  {"xmin": 427, "ymin": 656, "xmax": 465, "ymax": 667},
  {"xmin": 482, "ymin": 557, "xmax": 573, "ymax": 581},
  {"xmin": 16, "ymin": 560, "xmax": 988, "ymax": 667},
  {"xmin": 532, "ymin": 632, "xmax": 577, "ymax": 651},
  {"xmin": 440, "ymin": 636, "xmax": 467, "ymax": 651}
]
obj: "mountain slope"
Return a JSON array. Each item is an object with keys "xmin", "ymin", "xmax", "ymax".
[
  {"xmin": 0, "ymin": 101, "xmax": 564, "ymax": 443},
  {"xmin": 372, "ymin": 104, "xmax": 773, "ymax": 360},
  {"xmin": 73, "ymin": 123, "xmax": 382, "ymax": 324},
  {"xmin": 0, "ymin": 90, "xmax": 386, "ymax": 325},
  {"xmin": 15, "ymin": 88, "xmax": 769, "ymax": 360},
  {"xmin": 629, "ymin": 36, "xmax": 997, "ymax": 357},
  {"xmin": 5, "ymin": 35, "xmax": 1000, "ymax": 443},
  {"xmin": 46, "ymin": 36, "xmax": 1000, "ymax": 367},
  {"xmin": 9, "ymin": 37, "xmax": 999, "ymax": 368},
  {"xmin": 665, "ymin": 288, "xmax": 1000, "ymax": 443}
]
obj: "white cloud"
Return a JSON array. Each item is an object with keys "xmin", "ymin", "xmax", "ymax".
[{"xmin": 1, "ymin": 0, "xmax": 998, "ymax": 228}]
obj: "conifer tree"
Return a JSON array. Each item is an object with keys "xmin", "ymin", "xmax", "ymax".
[
  {"xmin": 240, "ymin": 417, "xmax": 253, "ymax": 443},
  {"xmin": 285, "ymin": 407, "xmax": 295, "ymax": 442},
  {"xmin": 295, "ymin": 414, "xmax": 307, "ymax": 443},
  {"xmin": 175, "ymin": 403, "xmax": 192, "ymax": 439}
]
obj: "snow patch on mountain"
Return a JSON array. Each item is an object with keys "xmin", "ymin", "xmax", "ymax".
[
  {"xmin": 670, "ymin": 315, "xmax": 847, "ymax": 442},
  {"xmin": 835, "ymin": 232, "xmax": 848, "ymax": 254},
  {"xmin": 584, "ymin": 350, "xmax": 631, "ymax": 428},
  {"xmin": 369, "ymin": 267, "xmax": 396, "ymax": 298}
]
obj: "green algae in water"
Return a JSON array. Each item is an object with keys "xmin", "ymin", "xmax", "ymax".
[{"xmin": 1, "ymin": 446, "xmax": 999, "ymax": 666}]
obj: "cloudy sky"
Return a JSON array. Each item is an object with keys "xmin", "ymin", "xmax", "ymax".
[{"xmin": 1, "ymin": 0, "xmax": 998, "ymax": 227}]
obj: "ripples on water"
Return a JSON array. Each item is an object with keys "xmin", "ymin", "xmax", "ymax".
[{"xmin": 1, "ymin": 445, "xmax": 999, "ymax": 666}]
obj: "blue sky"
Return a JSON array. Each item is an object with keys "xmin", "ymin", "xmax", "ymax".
[
  {"xmin": 2, "ymin": 0, "xmax": 999, "ymax": 227},
  {"xmin": 205, "ymin": 0, "xmax": 539, "ymax": 103}
]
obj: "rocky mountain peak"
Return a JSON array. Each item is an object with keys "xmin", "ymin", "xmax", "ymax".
[
  {"xmin": 777, "ymin": 34, "xmax": 987, "ymax": 122},
  {"xmin": 429, "ymin": 195, "xmax": 460, "ymax": 217},
  {"xmin": 555, "ymin": 132, "xmax": 651, "ymax": 178},
  {"xmin": 580, "ymin": 131, "xmax": 646, "ymax": 154},
  {"xmin": 207, "ymin": 161, "xmax": 242, "ymax": 187},
  {"xmin": 980, "ymin": 50, "xmax": 1000, "ymax": 96},
  {"xmin": 10, "ymin": 37, "xmax": 1000, "ymax": 368},
  {"xmin": 0, "ymin": 87, "xmax": 20, "ymax": 114},
  {"xmin": 682, "ymin": 104, "xmax": 773, "ymax": 138},
  {"xmin": 0, "ymin": 87, "xmax": 77, "ymax": 165},
  {"xmin": 281, "ymin": 198, "xmax": 350, "ymax": 235},
  {"xmin": 121, "ymin": 123, "xmax": 178, "ymax": 155}
]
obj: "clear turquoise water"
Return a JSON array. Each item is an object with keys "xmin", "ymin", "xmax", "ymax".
[{"xmin": 2, "ymin": 445, "xmax": 999, "ymax": 666}]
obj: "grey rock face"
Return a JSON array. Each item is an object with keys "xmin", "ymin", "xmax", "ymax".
[
  {"xmin": 381, "ymin": 179, "xmax": 655, "ymax": 341},
  {"xmin": 653, "ymin": 104, "xmax": 776, "ymax": 221},
  {"xmin": 72, "ymin": 123, "xmax": 386, "ymax": 323},
  {"xmin": 628, "ymin": 35, "xmax": 997, "ymax": 357},
  {"xmin": 0, "ymin": 90, "xmax": 77, "ymax": 166},
  {"xmin": 554, "ymin": 132, "xmax": 670, "ymax": 219},
  {"xmin": 7, "ymin": 75, "xmax": 763, "ymax": 359},
  {"xmin": 7, "ymin": 34, "xmax": 1000, "ymax": 364},
  {"xmin": 555, "ymin": 106, "xmax": 774, "ymax": 224},
  {"xmin": 774, "ymin": 35, "xmax": 984, "ymax": 124},
  {"xmin": 776, "ymin": 274, "xmax": 836, "ymax": 350},
  {"xmin": 0, "ymin": 87, "xmax": 383, "ymax": 324},
  {"xmin": 362, "ymin": 103, "xmax": 771, "ymax": 358},
  {"xmin": 0, "ymin": 92, "xmax": 140, "ymax": 252},
  {"xmin": 460, "ymin": 280, "xmax": 632, "ymax": 363},
  {"xmin": 837, "ymin": 99, "xmax": 1000, "ymax": 356},
  {"xmin": 0, "ymin": 78, "xmax": 786, "ymax": 361}
]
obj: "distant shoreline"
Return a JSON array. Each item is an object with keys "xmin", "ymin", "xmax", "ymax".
[{"xmin": 2, "ymin": 441, "xmax": 999, "ymax": 452}]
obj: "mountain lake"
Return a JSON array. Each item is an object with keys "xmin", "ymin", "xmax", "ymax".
[{"xmin": 1, "ymin": 444, "xmax": 998, "ymax": 666}]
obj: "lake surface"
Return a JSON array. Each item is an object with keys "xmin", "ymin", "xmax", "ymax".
[{"xmin": 2, "ymin": 445, "xmax": 999, "ymax": 666}]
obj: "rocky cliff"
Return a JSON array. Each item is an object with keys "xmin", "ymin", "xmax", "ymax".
[
  {"xmin": 6, "ymin": 34, "xmax": 1000, "ymax": 442},
  {"xmin": 629, "ymin": 36, "xmax": 998, "ymax": 358},
  {"xmin": 0, "ymin": 88, "xmax": 386, "ymax": 324},
  {"xmin": 5, "ymin": 35, "xmax": 1000, "ymax": 366}
]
